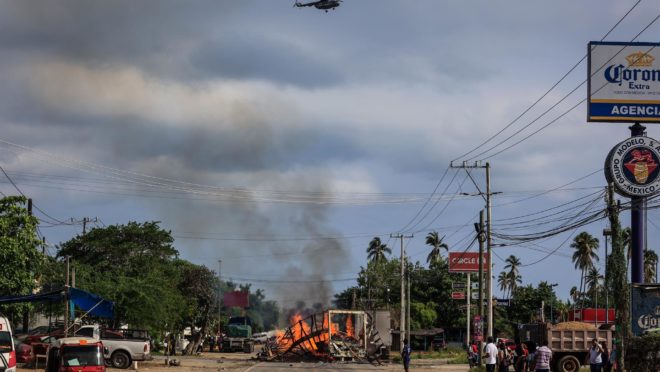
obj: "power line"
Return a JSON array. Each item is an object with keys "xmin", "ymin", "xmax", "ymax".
[
  {"xmin": 473, "ymin": 16, "xmax": 659, "ymax": 161},
  {"xmin": 0, "ymin": 164, "xmax": 66, "ymax": 224},
  {"xmin": 452, "ymin": 0, "xmax": 645, "ymax": 162}
]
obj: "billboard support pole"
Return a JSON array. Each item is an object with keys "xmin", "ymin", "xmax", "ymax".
[{"xmin": 630, "ymin": 123, "xmax": 646, "ymax": 284}]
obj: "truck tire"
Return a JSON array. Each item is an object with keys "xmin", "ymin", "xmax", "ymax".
[
  {"xmin": 243, "ymin": 342, "xmax": 254, "ymax": 353},
  {"xmin": 557, "ymin": 355, "xmax": 581, "ymax": 372},
  {"xmin": 111, "ymin": 351, "xmax": 132, "ymax": 369}
]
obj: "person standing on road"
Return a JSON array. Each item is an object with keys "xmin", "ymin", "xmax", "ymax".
[
  {"xmin": 585, "ymin": 338, "xmax": 604, "ymax": 372},
  {"xmin": 208, "ymin": 335, "xmax": 215, "ymax": 352},
  {"xmin": 401, "ymin": 338, "xmax": 412, "ymax": 372},
  {"xmin": 483, "ymin": 336, "xmax": 498, "ymax": 372},
  {"xmin": 533, "ymin": 339, "xmax": 552, "ymax": 372},
  {"xmin": 514, "ymin": 341, "xmax": 528, "ymax": 372},
  {"xmin": 601, "ymin": 341, "xmax": 611, "ymax": 372}
]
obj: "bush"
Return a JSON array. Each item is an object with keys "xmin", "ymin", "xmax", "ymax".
[{"xmin": 625, "ymin": 333, "xmax": 660, "ymax": 372}]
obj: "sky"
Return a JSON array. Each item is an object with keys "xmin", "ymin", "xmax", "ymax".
[{"xmin": 0, "ymin": 0, "xmax": 659, "ymax": 309}]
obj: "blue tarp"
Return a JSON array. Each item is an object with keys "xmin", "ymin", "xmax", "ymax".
[
  {"xmin": 0, "ymin": 289, "xmax": 65, "ymax": 304},
  {"xmin": 68, "ymin": 288, "xmax": 114, "ymax": 319},
  {"xmin": 0, "ymin": 288, "xmax": 114, "ymax": 319}
]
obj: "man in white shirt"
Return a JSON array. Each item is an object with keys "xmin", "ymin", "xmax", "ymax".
[
  {"xmin": 585, "ymin": 338, "xmax": 603, "ymax": 372},
  {"xmin": 483, "ymin": 336, "xmax": 498, "ymax": 372}
]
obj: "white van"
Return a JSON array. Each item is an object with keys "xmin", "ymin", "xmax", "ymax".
[{"xmin": 0, "ymin": 316, "xmax": 16, "ymax": 372}]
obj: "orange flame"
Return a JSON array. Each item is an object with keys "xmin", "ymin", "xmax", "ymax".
[{"xmin": 346, "ymin": 315, "xmax": 354, "ymax": 338}]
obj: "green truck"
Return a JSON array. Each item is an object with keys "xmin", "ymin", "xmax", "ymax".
[{"xmin": 221, "ymin": 317, "xmax": 254, "ymax": 353}]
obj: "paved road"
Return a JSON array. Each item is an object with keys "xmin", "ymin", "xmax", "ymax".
[
  {"xmin": 19, "ymin": 352, "xmax": 470, "ymax": 372},
  {"xmin": 245, "ymin": 362, "xmax": 470, "ymax": 371}
]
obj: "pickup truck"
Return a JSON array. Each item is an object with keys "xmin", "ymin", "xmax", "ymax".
[{"xmin": 74, "ymin": 325, "xmax": 150, "ymax": 369}]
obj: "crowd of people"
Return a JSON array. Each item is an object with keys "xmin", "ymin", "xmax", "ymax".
[{"xmin": 465, "ymin": 336, "xmax": 616, "ymax": 372}]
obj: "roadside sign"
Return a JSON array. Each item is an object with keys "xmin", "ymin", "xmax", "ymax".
[
  {"xmin": 631, "ymin": 283, "xmax": 660, "ymax": 336},
  {"xmin": 451, "ymin": 292, "xmax": 466, "ymax": 300},
  {"xmin": 471, "ymin": 292, "xmax": 482, "ymax": 300},
  {"xmin": 448, "ymin": 252, "xmax": 490, "ymax": 273},
  {"xmin": 495, "ymin": 298, "xmax": 510, "ymax": 307},
  {"xmin": 471, "ymin": 282, "xmax": 480, "ymax": 290},
  {"xmin": 452, "ymin": 282, "xmax": 466, "ymax": 289},
  {"xmin": 605, "ymin": 136, "xmax": 660, "ymax": 198},
  {"xmin": 588, "ymin": 41, "xmax": 660, "ymax": 123}
]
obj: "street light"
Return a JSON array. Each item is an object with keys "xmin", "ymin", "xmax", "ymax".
[{"xmin": 549, "ymin": 283, "xmax": 558, "ymax": 323}]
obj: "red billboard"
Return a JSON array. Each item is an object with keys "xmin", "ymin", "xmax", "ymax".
[
  {"xmin": 568, "ymin": 308, "xmax": 616, "ymax": 323},
  {"xmin": 451, "ymin": 292, "xmax": 466, "ymax": 300},
  {"xmin": 223, "ymin": 291, "xmax": 249, "ymax": 308},
  {"xmin": 448, "ymin": 252, "xmax": 489, "ymax": 273}
]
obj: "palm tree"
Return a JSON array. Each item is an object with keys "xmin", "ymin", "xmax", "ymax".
[
  {"xmin": 497, "ymin": 271, "xmax": 510, "ymax": 298},
  {"xmin": 366, "ymin": 237, "xmax": 391, "ymax": 263},
  {"xmin": 644, "ymin": 250, "xmax": 658, "ymax": 283},
  {"xmin": 507, "ymin": 273, "xmax": 522, "ymax": 299},
  {"xmin": 571, "ymin": 232, "xmax": 599, "ymax": 308},
  {"xmin": 569, "ymin": 286, "xmax": 579, "ymax": 305},
  {"xmin": 504, "ymin": 255, "xmax": 522, "ymax": 295},
  {"xmin": 425, "ymin": 231, "xmax": 449, "ymax": 265},
  {"xmin": 585, "ymin": 267, "xmax": 603, "ymax": 305}
]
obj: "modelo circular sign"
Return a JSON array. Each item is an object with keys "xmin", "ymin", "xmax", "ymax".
[{"xmin": 605, "ymin": 136, "xmax": 660, "ymax": 197}]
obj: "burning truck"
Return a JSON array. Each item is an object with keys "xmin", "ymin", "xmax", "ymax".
[{"xmin": 258, "ymin": 310, "xmax": 387, "ymax": 363}]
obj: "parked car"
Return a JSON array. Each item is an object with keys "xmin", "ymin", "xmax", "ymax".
[
  {"xmin": 431, "ymin": 336, "xmax": 446, "ymax": 351},
  {"xmin": 11, "ymin": 337, "xmax": 32, "ymax": 364},
  {"xmin": 24, "ymin": 328, "xmax": 64, "ymax": 345},
  {"xmin": 30, "ymin": 335, "xmax": 60, "ymax": 361}
]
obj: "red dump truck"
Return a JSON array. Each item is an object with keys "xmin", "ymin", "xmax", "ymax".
[{"xmin": 519, "ymin": 322, "xmax": 613, "ymax": 372}]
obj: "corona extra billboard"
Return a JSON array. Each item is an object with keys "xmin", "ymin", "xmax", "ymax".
[
  {"xmin": 588, "ymin": 42, "xmax": 660, "ymax": 123},
  {"xmin": 631, "ymin": 284, "xmax": 660, "ymax": 336}
]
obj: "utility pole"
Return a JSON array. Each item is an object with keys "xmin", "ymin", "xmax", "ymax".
[
  {"xmin": 64, "ymin": 256, "xmax": 70, "ymax": 337},
  {"xmin": 607, "ymin": 183, "xmax": 629, "ymax": 370},
  {"xmin": 474, "ymin": 210, "xmax": 486, "ymax": 366},
  {"xmin": 407, "ymin": 266, "xmax": 411, "ymax": 345},
  {"xmin": 391, "ymin": 233, "xmax": 413, "ymax": 351},
  {"xmin": 81, "ymin": 217, "xmax": 98, "ymax": 235},
  {"xmin": 451, "ymin": 161, "xmax": 497, "ymax": 338},
  {"xmin": 217, "ymin": 259, "xmax": 222, "ymax": 334},
  {"xmin": 485, "ymin": 162, "xmax": 493, "ymax": 339}
]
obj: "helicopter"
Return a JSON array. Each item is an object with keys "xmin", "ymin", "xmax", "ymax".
[{"xmin": 294, "ymin": 0, "xmax": 342, "ymax": 12}]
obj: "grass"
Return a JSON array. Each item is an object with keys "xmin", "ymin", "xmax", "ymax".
[{"xmin": 389, "ymin": 346, "xmax": 468, "ymax": 364}]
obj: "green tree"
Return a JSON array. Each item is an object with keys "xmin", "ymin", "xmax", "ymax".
[
  {"xmin": 606, "ymin": 186, "xmax": 629, "ymax": 370},
  {"xmin": 584, "ymin": 267, "xmax": 603, "ymax": 307},
  {"xmin": 497, "ymin": 271, "xmax": 510, "ymax": 298},
  {"xmin": 570, "ymin": 232, "xmax": 599, "ymax": 308},
  {"xmin": 425, "ymin": 231, "xmax": 448, "ymax": 265},
  {"xmin": 508, "ymin": 282, "xmax": 560, "ymax": 325},
  {"xmin": 504, "ymin": 255, "xmax": 522, "ymax": 296},
  {"xmin": 177, "ymin": 261, "xmax": 218, "ymax": 354},
  {"xmin": 410, "ymin": 302, "xmax": 437, "ymax": 330},
  {"xmin": 644, "ymin": 250, "xmax": 658, "ymax": 283},
  {"xmin": 54, "ymin": 221, "xmax": 183, "ymax": 332},
  {"xmin": 0, "ymin": 196, "xmax": 43, "ymax": 325},
  {"xmin": 569, "ymin": 286, "xmax": 579, "ymax": 305},
  {"xmin": 366, "ymin": 237, "xmax": 391, "ymax": 264}
]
